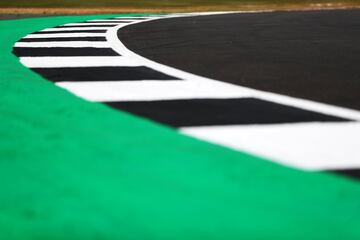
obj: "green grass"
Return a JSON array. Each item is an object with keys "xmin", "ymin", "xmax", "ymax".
[
  {"xmin": 1, "ymin": 14, "xmax": 360, "ymax": 239},
  {"xmin": 1, "ymin": 0, "xmax": 359, "ymax": 8}
]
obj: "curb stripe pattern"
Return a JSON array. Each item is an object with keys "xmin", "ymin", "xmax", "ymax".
[
  {"xmin": 13, "ymin": 47, "xmax": 120, "ymax": 56},
  {"xmin": 19, "ymin": 37, "xmax": 108, "ymax": 42},
  {"xmin": 13, "ymin": 13, "xmax": 360, "ymax": 177}
]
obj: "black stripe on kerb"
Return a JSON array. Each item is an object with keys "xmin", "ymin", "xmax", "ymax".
[
  {"xmin": 55, "ymin": 24, "xmax": 117, "ymax": 28},
  {"xmin": 331, "ymin": 170, "xmax": 360, "ymax": 180},
  {"xmin": 84, "ymin": 21, "xmax": 132, "ymax": 24},
  {"xmin": 19, "ymin": 37, "xmax": 107, "ymax": 42},
  {"xmin": 32, "ymin": 30, "xmax": 107, "ymax": 34},
  {"xmin": 31, "ymin": 67, "xmax": 180, "ymax": 82},
  {"xmin": 12, "ymin": 47, "xmax": 119, "ymax": 57},
  {"xmin": 105, "ymin": 98, "xmax": 349, "ymax": 127}
]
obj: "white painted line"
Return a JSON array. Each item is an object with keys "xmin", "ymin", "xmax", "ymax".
[
  {"xmin": 41, "ymin": 27, "xmax": 110, "ymax": 32},
  {"xmin": 20, "ymin": 56, "xmax": 140, "ymax": 68},
  {"xmin": 86, "ymin": 20, "xmax": 132, "ymax": 23},
  {"xmin": 114, "ymin": 16, "xmax": 151, "ymax": 19},
  {"xmin": 23, "ymin": 33, "xmax": 106, "ymax": 38},
  {"xmin": 181, "ymin": 122, "xmax": 360, "ymax": 170},
  {"xmin": 15, "ymin": 41, "xmax": 110, "ymax": 48},
  {"xmin": 63, "ymin": 22, "xmax": 119, "ymax": 26},
  {"xmin": 56, "ymin": 79, "xmax": 252, "ymax": 102}
]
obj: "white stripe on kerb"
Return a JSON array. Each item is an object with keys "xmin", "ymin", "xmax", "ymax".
[
  {"xmin": 41, "ymin": 27, "xmax": 110, "ymax": 32},
  {"xmin": 20, "ymin": 56, "xmax": 140, "ymax": 68},
  {"xmin": 24, "ymin": 33, "xmax": 106, "ymax": 38},
  {"xmin": 86, "ymin": 20, "xmax": 132, "ymax": 23},
  {"xmin": 56, "ymin": 80, "xmax": 252, "ymax": 102},
  {"xmin": 181, "ymin": 122, "xmax": 360, "ymax": 170},
  {"xmin": 63, "ymin": 22, "xmax": 119, "ymax": 26},
  {"xmin": 15, "ymin": 41, "xmax": 110, "ymax": 48},
  {"xmin": 114, "ymin": 17, "xmax": 151, "ymax": 19}
]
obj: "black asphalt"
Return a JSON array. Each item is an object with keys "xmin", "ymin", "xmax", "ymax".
[{"xmin": 119, "ymin": 9, "xmax": 360, "ymax": 111}]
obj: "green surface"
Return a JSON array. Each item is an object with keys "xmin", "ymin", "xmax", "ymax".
[
  {"xmin": 0, "ymin": 0, "xmax": 359, "ymax": 8},
  {"xmin": 1, "ymin": 15, "xmax": 360, "ymax": 239}
]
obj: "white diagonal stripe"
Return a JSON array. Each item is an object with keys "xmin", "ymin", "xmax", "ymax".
[
  {"xmin": 114, "ymin": 17, "xmax": 150, "ymax": 19},
  {"xmin": 56, "ymin": 80, "xmax": 253, "ymax": 102},
  {"xmin": 63, "ymin": 23, "xmax": 119, "ymax": 26},
  {"xmin": 20, "ymin": 56, "xmax": 140, "ymax": 68},
  {"xmin": 15, "ymin": 41, "xmax": 110, "ymax": 48},
  {"xmin": 24, "ymin": 33, "xmax": 106, "ymax": 38},
  {"xmin": 86, "ymin": 20, "xmax": 132, "ymax": 23},
  {"xmin": 181, "ymin": 122, "xmax": 360, "ymax": 170}
]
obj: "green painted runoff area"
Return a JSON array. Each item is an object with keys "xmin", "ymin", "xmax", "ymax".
[{"xmin": 1, "ymin": 15, "xmax": 360, "ymax": 239}]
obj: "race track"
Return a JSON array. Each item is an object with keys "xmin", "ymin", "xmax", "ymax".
[
  {"xmin": 120, "ymin": 10, "xmax": 360, "ymax": 110},
  {"xmin": 13, "ymin": 11, "xmax": 360, "ymax": 178},
  {"xmin": 4, "ymin": 11, "xmax": 360, "ymax": 240}
]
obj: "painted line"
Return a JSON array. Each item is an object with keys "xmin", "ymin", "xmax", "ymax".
[
  {"xmin": 181, "ymin": 122, "xmax": 360, "ymax": 170},
  {"xmin": 34, "ymin": 30, "xmax": 107, "ymax": 34},
  {"xmin": 56, "ymin": 24, "xmax": 118, "ymax": 28},
  {"xmin": 20, "ymin": 56, "xmax": 140, "ymax": 68},
  {"xmin": 86, "ymin": 20, "xmax": 133, "ymax": 23},
  {"xmin": 114, "ymin": 17, "xmax": 151, "ymax": 19},
  {"xmin": 56, "ymin": 80, "xmax": 253, "ymax": 102},
  {"xmin": 13, "ymin": 47, "xmax": 119, "ymax": 57},
  {"xmin": 31, "ymin": 66, "xmax": 180, "ymax": 82},
  {"xmin": 15, "ymin": 41, "xmax": 110, "ymax": 48},
  {"xmin": 19, "ymin": 37, "xmax": 107, "ymax": 42},
  {"xmin": 64, "ymin": 22, "xmax": 125, "ymax": 26},
  {"xmin": 41, "ymin": 27, "xmax": 110, "ymax": 32},
  {"xmin": 107, "ymin": 98, "xmax": 347, "ymax": 128},
  {"xmin": 24, "ymin": 33, "xmax": 106, "ymax": 38}
]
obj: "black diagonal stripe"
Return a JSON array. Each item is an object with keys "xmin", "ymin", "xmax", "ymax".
[
  {"xmin": 19, "ymin": 37, "xmax": 107, "ymax": 42},
  {"xmin": 32, "ymin": 30, "xmax": 107, "ymax": 34},
  {"xmin": 105, "ymin": 98, "xmax": 349, "ymax": 127},
  {"xmin": 12, "ymin": 47, "xmax": 119, "ymax": 57},
  {"xmin": 84, "ymin": 21, "xmax": 132, "ymax": 23},
  {"xmin": 332, "ymin": 170, "xmax": 360, "ymax": 180},
  {"xmin": 55, "ymin": 24, "xmax": 117, "ymax": 28},
  {"xmin": 30, "ymin": 67, "xmax": 180, "ymax": 82}
]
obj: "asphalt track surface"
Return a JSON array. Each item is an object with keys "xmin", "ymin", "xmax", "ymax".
[
  {"xmin": 119, "ymin": 9, "xmax": 360, "ymax": 111},
  {"xmin": 12, "ymin": 12, "xmax": 360, "ymax": 179}
]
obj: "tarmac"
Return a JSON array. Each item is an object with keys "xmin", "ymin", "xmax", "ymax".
[{"xmin": 119, "ymin": 9, "xmax": 360, "ymax": 110}]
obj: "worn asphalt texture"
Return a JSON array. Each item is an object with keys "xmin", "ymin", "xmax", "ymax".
[{"xmin": 119, "ymin": 9, "xmax": 360, "ymax": 111}]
